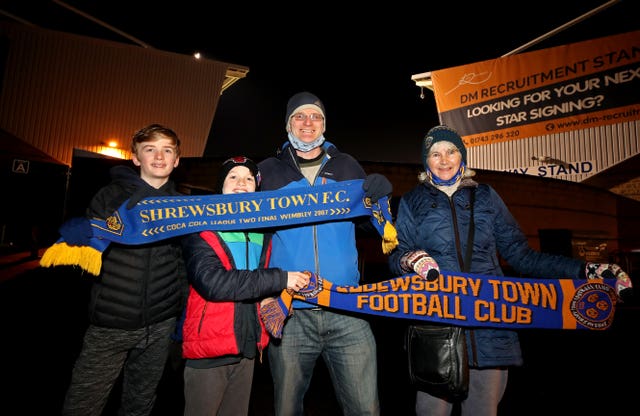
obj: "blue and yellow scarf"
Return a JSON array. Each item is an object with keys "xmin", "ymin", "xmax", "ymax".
[
  {"xmin": 40, "ymin": 178, "xmax": 619, "ymax": 334},
  {"xmin": 40, "ymin": 179, "xmax": 397, "ymax": 274}
]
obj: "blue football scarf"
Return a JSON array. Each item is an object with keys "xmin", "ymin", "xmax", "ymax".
[
  {"xmin": 259, "ymin": 270, "xmax": 619, "ymax": 338},
  {"xmin": 40, "ymin": 179, "xmax": 398, "ymax": 275},
  {"xmin": 40, "ymin": 178, "xmax": 620, "ymax": 334}
]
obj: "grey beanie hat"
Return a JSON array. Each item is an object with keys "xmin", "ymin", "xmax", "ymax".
[
  {"xmin": 422, "ymin": 125, "xmax": 468, "ymax": 171},
  {"xmin": 285, "ymin": 91, "xmax": 326, "ymax": 130}
]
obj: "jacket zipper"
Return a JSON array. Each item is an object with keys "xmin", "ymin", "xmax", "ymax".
[
  {"xmin": 311, "ymin": 156, "xmax": 325, "ymax": 276},
  {"xmin": 291, "ymin": 146, "xmax": 325, "ymax": 276},
  {"xmin": 197, "ymin": 303, "xmax": 207, "ymax": 334}
]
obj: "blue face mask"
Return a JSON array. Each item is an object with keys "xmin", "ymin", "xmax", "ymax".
[
  {"xmin": 287, "ymin": 132, "xmax": 326, "ymax": 152},
  {"xmin": 427, "ymin": 162, "xmax": 466, "ymax": 186}
]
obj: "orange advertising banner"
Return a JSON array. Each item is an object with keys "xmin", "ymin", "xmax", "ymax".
[{"xmin": 430, "ymin": 30, "xmax": 640, "ymax": 148}]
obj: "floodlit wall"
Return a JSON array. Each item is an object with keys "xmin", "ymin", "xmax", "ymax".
[{"xmin": 0, "ymin": 22, "xmax": 232, "ymax": 166}]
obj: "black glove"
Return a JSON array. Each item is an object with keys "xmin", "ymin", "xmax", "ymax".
[
  {"xmin": 363, "ymin": 173, "xmax": 392, "ymax": 203},
  {"xmin": 58, "ymin": 216, "xmax": 93, "ymax": 246}
]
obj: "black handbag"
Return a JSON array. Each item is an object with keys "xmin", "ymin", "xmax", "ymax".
[
  {"xmin": 405, "ymin": 323, "xmax": 469, "ymax": 401},
  {"xmin": 405, "ymin": 188, "xmax": 476, "ymax": 401}
]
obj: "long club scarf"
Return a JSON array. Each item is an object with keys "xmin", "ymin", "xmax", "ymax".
[
  {"xmin": 259, "ymin": 271, "xmax": 619, "ymax": 338},
  {"xmin": 40, "ymin": 179, "xmax": 397, "ymax": 275},
  {"xmin": 39, "ymin": 179, "xmax": 620, "ymax": 334}
]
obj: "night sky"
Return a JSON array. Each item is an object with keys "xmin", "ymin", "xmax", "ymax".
[{"xmin": 2, "ymin": 0, "xmax": 639, "ymax": 162}]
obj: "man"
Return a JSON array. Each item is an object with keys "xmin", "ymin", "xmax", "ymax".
[{"xmin": 258, "ymin": 91, "xmax": 392, "ymax": 415}]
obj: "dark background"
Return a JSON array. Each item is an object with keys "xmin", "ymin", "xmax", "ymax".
[
  {"xmin": 1, "ymin": 261, "xmax": 638, "ymax": 415},
  {"xmin": 1, "ymin": 2, "xmax": 639, "ymax": 414},
  {"xmin": 1, "ymin": 0, "xmax": 639, "ymax": 162}
]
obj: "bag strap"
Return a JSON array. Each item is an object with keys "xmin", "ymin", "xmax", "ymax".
[{"xmin": 463, "ymin": 188, "xmax": 476, "ymax": 273}]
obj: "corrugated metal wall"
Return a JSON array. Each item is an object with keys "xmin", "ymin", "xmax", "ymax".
[
  {"xmin": 469, "ymin": 120, "xmax": 640, "ymax": 182},
  {"xmin": 0, "ymin": 22, "xmax": 231, "ymax": 166}
]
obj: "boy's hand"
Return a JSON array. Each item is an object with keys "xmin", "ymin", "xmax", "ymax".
[{"xmin": 58, "ymin": 217, "xmax": 93, "ymax": 246}]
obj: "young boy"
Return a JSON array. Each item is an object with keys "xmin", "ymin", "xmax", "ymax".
[
  {"xmin": 180, "ymin": 156, "xmax": 309, "ymax": 415},
  {"xmin": 61, "ymin": 123, "xmax": 188, "ymax": 416}
]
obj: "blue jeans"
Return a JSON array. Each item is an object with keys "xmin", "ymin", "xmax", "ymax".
[{"xmin": 268, "ymin": 308, "xmax": 380, "ymax": 416}]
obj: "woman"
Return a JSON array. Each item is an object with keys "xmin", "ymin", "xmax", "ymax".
[{"xmin": 388, "ymin": 125, "xmax": 631, "ymax": 416}]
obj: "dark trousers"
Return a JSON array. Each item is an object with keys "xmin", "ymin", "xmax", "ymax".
[{"xmin": 62, "ymin": 318, "xmax": 176, "ymax": 416}]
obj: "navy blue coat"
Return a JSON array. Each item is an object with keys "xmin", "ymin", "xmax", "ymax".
[{"xmin": 388, "ymin": 177, "xmax": 585, "ymax": 367}]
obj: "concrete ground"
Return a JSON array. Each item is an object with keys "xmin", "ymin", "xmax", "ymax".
[{"xmin": 1, "ymin": 252, "xmax": 638, "ymax": 415}]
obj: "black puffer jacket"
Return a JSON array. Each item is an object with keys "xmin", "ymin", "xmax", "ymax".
[{"xmin": 85, "ymin": 165, "xmax": 187, "ymax": 330}]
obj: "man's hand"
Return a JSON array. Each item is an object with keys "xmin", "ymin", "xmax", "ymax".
[{"xmin": 363, "ymin": 173, "xmax": 392, "ymax": 203}]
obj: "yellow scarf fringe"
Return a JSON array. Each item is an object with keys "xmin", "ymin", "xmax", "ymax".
[
  {"xmin": 382, "ymin": 221, "xmax": 398, "ymax": 254},
  {"xmin": 39, "ymin": 242, "xmax": 103, "ymax": 276}
]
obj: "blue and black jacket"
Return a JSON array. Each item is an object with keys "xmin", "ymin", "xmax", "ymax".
[{"xmin": 258, "ymin": 141, "xmax": 370, "ymax": 309}]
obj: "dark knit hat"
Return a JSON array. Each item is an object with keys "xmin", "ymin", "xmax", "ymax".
[
  {"xmin": 285, "ymin": 91, "xmax": 326, "ymax": 129},
  {"xmin": 215, "ymin": 156, "xmax": 261, "ymax": 194},
  {"xmin": 422, "ymin": 125, "xmax": 468, "ymax": 171}
]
